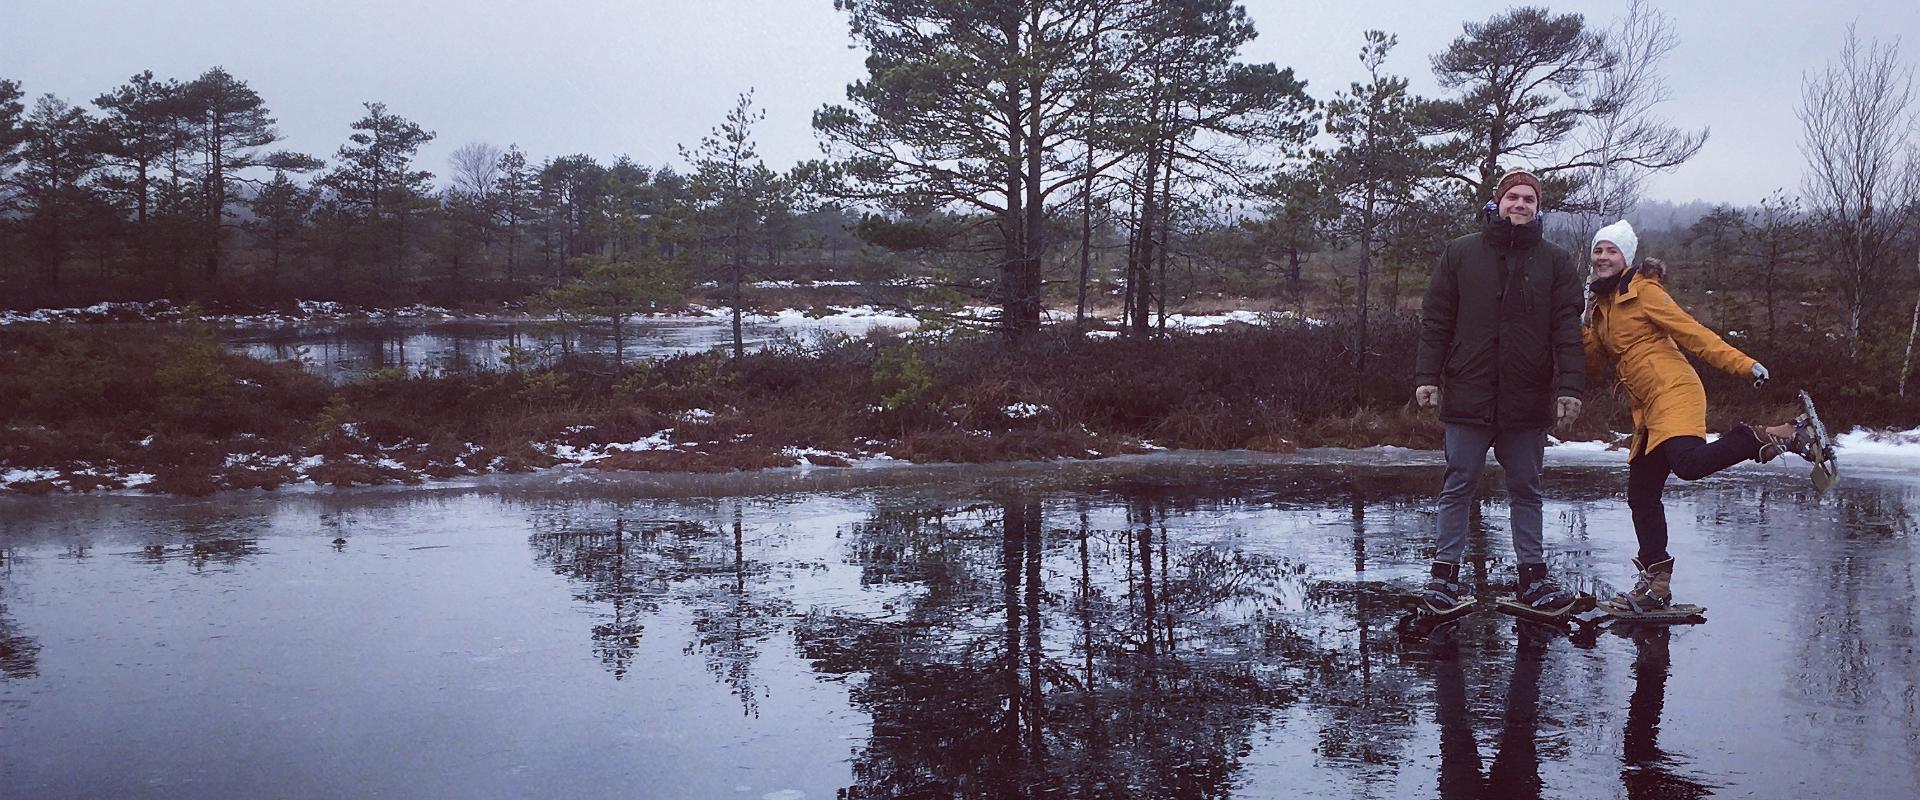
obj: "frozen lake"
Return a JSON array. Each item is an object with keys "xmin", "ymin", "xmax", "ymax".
[
  {"xmin": 220, "ymin": 310, "xmax": 920, "ymax": 381},
  {"xmin": 2, "ymin": 450, "xmax": 1917, "ymax": 798}
]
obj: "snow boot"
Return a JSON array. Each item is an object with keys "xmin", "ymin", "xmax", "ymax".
[
  {"xmin": 1752, "ymin": 418, "xmax": 1818, "ymax": 464},
  {"xmin": 1422, "ymin": 561, "xmax": 1470, "ymax": 614},
  {"xmin": 1606, "ymin": 557, "xmax": 1674, "ymax": 614},
  {"xmin": 1516, "ymin": 562, "xmax": 1576, "ymax": 613}
]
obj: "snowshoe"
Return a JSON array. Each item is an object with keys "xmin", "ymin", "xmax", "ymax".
[
  {"xmin": 1396, "ymin": 593, "xmax": 1478, "ymax": 637},
  {"xmin": 1601, "ymin": 603, "xmax": 1707, "ymax": 625},
  {"xmin": 1494, "ymin": 563, "xmax": 1583, "ymax": 623},
  {"xmin": 1797, "ymin": 390, "xmax": 1839, "ymax": 491},
  {"xmin": 1396, "ymin": 562, "xmax": 1479, "ymax": 634},
  {"xmin": 1494, "ymin": 592, "xmax": 1595, "ymax": 625},
  {"xmin": 1419, "ymin": 561, "xmax": 1476, "ymax": 619}
]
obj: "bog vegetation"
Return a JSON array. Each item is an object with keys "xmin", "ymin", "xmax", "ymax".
[{"xmin": 2, "ymin": 2, "xmax": 1918, "ymax": 492}]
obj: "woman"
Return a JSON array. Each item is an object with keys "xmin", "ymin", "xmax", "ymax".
[{"xmin": 1582, "ymin": 220, "xmax": 1823, "ymax": 613}]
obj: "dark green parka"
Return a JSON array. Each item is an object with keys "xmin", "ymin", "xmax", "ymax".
[{"xmin": 1413, "ymin": 216, "xmax": 1585, "ymax": 429}]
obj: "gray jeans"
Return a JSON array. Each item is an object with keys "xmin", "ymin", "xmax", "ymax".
[{"xmin": 1435, "ymin": 423, "xmax": 1547, "ymax": 565}]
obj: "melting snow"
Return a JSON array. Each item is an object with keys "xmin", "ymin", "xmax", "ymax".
[{"xmin": 1003, "ymin": 402, "xmax": 1048, "ymax": 419}]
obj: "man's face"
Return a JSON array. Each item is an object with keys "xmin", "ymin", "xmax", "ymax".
[{"xmin": 1498, "ymin": 184, "xmax": 1538, "ymax": 225}]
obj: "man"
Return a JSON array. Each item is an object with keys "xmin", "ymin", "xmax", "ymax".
[{"xmin": 1412, "ymin": 168, "xmax": 1586, "ymax": 614}]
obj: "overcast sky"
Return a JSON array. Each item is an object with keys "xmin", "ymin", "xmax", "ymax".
[{"xmin": 3, "ymin": 0, "xmax": 1915, "ymax": 205}]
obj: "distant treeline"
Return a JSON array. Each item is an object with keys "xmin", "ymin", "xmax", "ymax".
[
  {"xmin": 1, "ymin": 2, "xmax": 1917, "ymax": 392},
  {"xmin": 0, "ymin": 70, "xmax": 870, "ymax": 309}
]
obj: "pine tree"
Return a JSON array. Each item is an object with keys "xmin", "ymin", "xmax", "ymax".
[
  {"xmin": 492, "ymin": 145, "xmax": 535, "ymax": 283},
  {"xmin": 93, "ymin": 71, "xmax": 187, "ymax": 275},
  {"xmin": 1316, "ymin": 31, "xmax": 1442, "ymax": 368},
  {"xmin": 243, "ymin": 170, "xmax": 316, "ymax": 284},
  {"xmin": 816, "ymin": 0, "xmax": 1140, "ymax": 338},
  {"xmin": 13, "ymin": 94, "xmax": 105, "ymax": 286},
  {"xmin": 687, "ymin": 91, "xmax": 792, "ymax": 359},
  {"xmin": 182, "ymin": 67, "xmax": 318, "ymax": 280},
  {"xmin": 323, "ymin": 101, "xmax": 436, "ymax": 279}
]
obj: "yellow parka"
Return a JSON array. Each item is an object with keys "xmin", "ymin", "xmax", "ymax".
[{"xmin": 1583, "ymin": 272, "xmax": 1757, "ymax": 461}]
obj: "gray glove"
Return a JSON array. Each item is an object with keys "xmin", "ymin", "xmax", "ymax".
[
  {"xmin": 1415, "ymin": 385, "xmax": 1441, "ymax": 410},
  {"xmin": 1751, "ymin": 362, "xmax": 1770, "ymax": 388},
  {"xmin": 1555, "ymin": 396, "xmax": 1583, "ymax": 426}
]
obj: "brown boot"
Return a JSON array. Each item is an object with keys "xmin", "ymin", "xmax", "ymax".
[
  {"xmin": 1751, "ymin": 419, "xmax": 1816, "ymax": 464},
  {"xmin": 1606, "ymin": 557, "xmax": 1674, "ymax": 613}
]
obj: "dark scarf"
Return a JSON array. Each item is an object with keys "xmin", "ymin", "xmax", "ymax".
[
  {"xmin": 1589, "ymin": 266, "xmax": 1638, "ymax": 298},
  {"xmin": 1482, "ymin": 213, "xmax": 1544, "ymax": 251}
]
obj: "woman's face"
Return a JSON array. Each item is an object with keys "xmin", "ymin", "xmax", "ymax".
[{"xmin": 1591, "ymin": 241, "xmax": 1627, "ymax": 278}]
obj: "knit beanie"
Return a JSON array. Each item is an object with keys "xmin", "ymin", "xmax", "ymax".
[
  {"xmin": 1494, "ymin": 168, "xmax": 1542, "ymax": 200},
  {"xmin": 1592, "ymin": 219, "xmax": 1638, "ymax": 268}
]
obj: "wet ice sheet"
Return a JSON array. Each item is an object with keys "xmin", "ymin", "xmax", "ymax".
[{"xmin": 2, "ymin": 454, "xmax": 1918, "ymax": 798}]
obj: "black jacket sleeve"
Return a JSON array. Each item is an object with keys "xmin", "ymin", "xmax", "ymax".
[
  {"xmin": 1414, "ymin": 242, "xmax": 1457, "ymax": 387},
  {"xmin": 1550, "ymin": 253, "xmax": 1586, "ymax": 400}
]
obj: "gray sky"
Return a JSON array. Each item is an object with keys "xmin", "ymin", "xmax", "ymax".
[{"xmin": 3, "ymin": 0, "xmax": 1915, "ymax": 205}]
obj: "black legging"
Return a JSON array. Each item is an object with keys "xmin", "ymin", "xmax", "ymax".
[{"xmin": 1627, "ymin": 425, "xmax": 1764, "ymax": 564}]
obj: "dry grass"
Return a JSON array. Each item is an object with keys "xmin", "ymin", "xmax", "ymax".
[{"xmin": 6, "ymin": 313, "xmax": 1917, "ymax": 495}]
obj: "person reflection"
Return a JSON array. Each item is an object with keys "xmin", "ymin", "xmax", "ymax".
[
  {"xmin": 1434, "ymin": 622, "xmax": 1550, "ymax": 800},
  {"xmin": 1619, "ymin": 626, "xmax": 1715, "ymax": 799}
]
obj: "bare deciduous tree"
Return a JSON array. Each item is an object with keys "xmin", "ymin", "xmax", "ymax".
[
  {"xmin": 1798, "ymin": 25, "xmax": 1916, "ymax": 356},
  {"xmin": 1569, "ymin": 0, "xmax": 1708, "ymax": 225},
  {"xmin": 448, "ymin": 141, "xmax": 502, "ymax": 200},
  {"xmin": 1897, "ymin": 154, "xmax": 1920, "ymax": 395}
]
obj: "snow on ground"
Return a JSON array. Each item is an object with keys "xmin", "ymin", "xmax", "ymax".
[
  {"xmin": 5, "ymin": 296, "xmax": 1332, "ymax": 337},
  {"xmin": 8, "ymin": 423, "xmax": 1919, "ymax": 496},
  {"xmin": 1548, "ymin": 434, "xmax": 1622, "ymax": 453},
  {"xmin": 544, "ymin": 430, "xmax": 680, "ymax": 463},
  {"xmin": 1003, "ymin": 402, "xmax": 1048, "ymax": 419},
  {"xmin": 0, "ymin": 300, "xmax": 456, "ymax": 327},
  {"xmin": 681, "ymin": 304, "xmax": 922, "ymax": 330},
  {"xmin": 1833, "ymin": 425, "xmax": 1920, "ymax": 460},
  {"xmin": 1164, "ymin": 310, "xmax": 1268, "ymax": 328},
  {"xmin": 1, "ymin": 468, "xmax": 60, "ymax": 484}
]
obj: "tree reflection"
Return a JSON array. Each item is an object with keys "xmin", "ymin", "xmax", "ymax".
[
  {"xmin": 502, "ymin": 464, "xmax": 1898, "ymax": 796},
  {"xmin": 1696, "ymin": 481, "xmax": 1920, "ymax": 769},
  {"xmin": 0, "ymin": 547, "xmax": 40, "ymax": 680},
  {"xmin": 528, "ymin": 516, "xmax": 665, "ymax": 679},
  {"xmin": 798, "ymin": 492, "xmax": 1315, "ymax": 798},
  {"xmin": 528, "ymin": 504, "xmax": 786, "ymax": 716},
  {"xmin": 130, "ymin": 536, "xmax": 262, "ymax": 571}
]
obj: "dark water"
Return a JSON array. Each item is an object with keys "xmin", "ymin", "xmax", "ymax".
[
  {"xmin": 220, "ymin": 313, "xmax": 912, "ymax": 380},
  {"xmin": 2, "ymin": 452, "xmax": 1917, "ymax": 798}
]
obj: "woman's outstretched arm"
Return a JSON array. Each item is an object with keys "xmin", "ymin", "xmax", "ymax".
[{"xmin": 1638, "ymin": 281, "xmax": 1758, "ymax": 377}]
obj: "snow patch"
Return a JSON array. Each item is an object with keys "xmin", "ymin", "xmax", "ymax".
[
  {"xmin": 1548, "ymin": 434, "xmax": 1621, "ymax": 452},
  {"xmin": 1833, "ymin": 426, "xmax": 1920, "ymax": 459},
  {"xmin": 2, "ymin": 468, "xmax": 59, "ymax": 484},
  {"xmin": 1003, "ymin": 402, "xmax": 1048, "ymax": 420},
  {"xmin": 606, "ymin": 430, "xmax": 677, "ymax": 453}
]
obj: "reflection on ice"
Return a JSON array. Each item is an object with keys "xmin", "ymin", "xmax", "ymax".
[{"xmin": 1, "ymin": 454, "xmax": 1917, "ymax": 797}]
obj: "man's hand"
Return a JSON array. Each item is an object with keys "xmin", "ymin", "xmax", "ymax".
[
  {"xmin": 1415, "ymin": 385, "xmax": 1441, "ymax": 410},
  {"xmin": 1555, "ymin": 396, "xmax": 1583, "ymax": 427},
  {"xmin": 1751, "ymin": 362, "xmax": 1770, "ymax": 389}
]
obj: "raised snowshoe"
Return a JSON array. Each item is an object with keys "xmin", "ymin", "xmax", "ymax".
[
  {"xmin": 1796, "ymin": 390, "xmax": 1839, "ymax": 491},
  {"xmin": 1756, "ymin": 391, "xmax": 1839, "ymax": 491}
]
